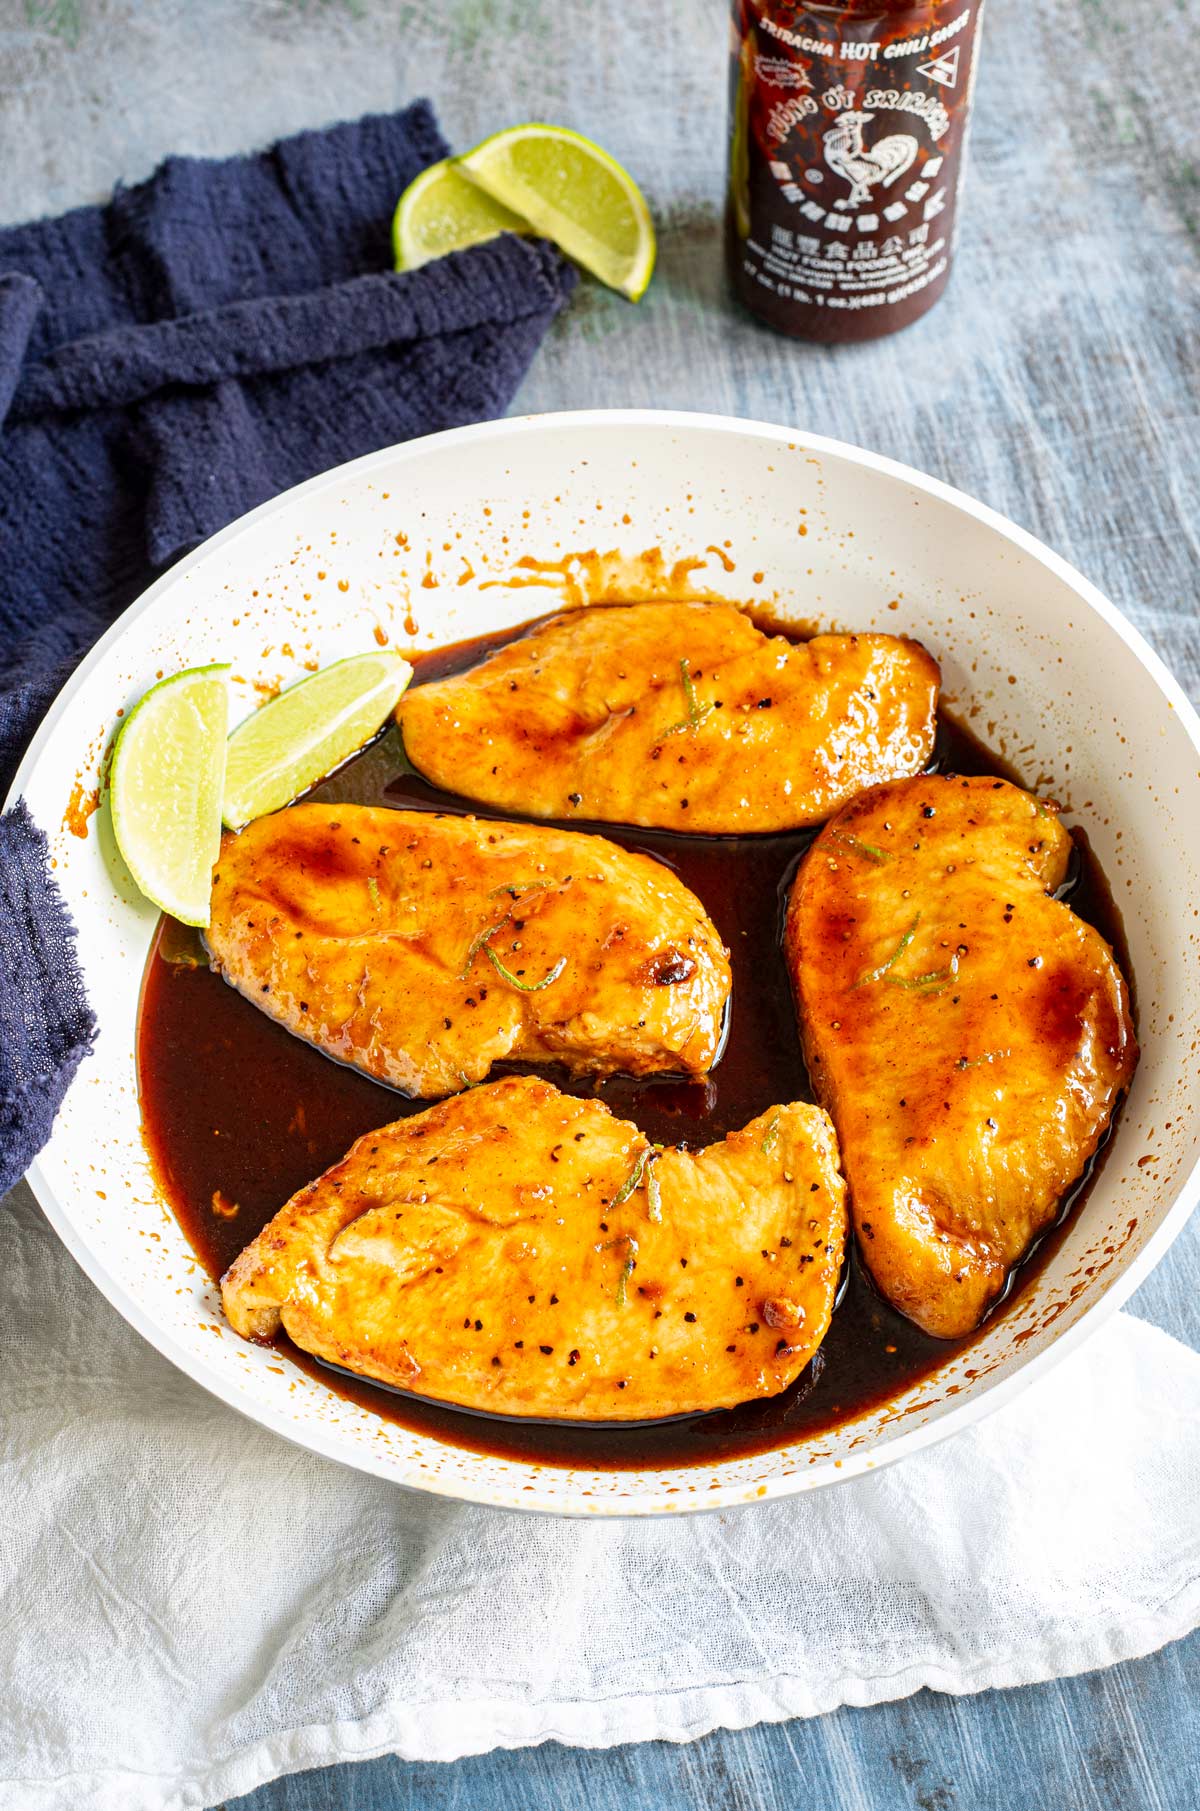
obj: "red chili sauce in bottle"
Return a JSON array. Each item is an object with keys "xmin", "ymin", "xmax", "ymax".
[{"xmin": 727, "ymin": 0, "xmax": 986, "ymax": 340}]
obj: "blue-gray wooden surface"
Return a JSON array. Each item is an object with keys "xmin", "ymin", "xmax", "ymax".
[{"xmin": 2, "ymin": 0, "xmax": 1197, "ymax": 1805}]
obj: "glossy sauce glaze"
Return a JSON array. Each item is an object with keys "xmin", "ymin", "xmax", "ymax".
[{"xmin": 136, "ymin": 620, "xmax": 1132, "ymax": 1470}]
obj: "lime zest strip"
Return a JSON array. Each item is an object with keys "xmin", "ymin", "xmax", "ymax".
[
  {"xmin": 484, "ymin": 947, "xmax": 567, "ymax": 992},
  {"xmin": 831, "ymin": 830, "xmax": 893, "ymax": 864},
  {"xmin": 853, "ymin": 913, "xmax": 921, "ymax": 989},
  {"xmin": 664, "ymin": 658, "xmax": 715, "ymax": 736},
  {"xmin": 612, "ymin": 1146, "xmax": 652, "ymax": 1208},
  {"xmin": 459, "ymin": 917, "xmax": 511, "ymax": 979},
  {"xmin": 614, "ymin": 1235, "xmax": 639, "ymax": 1306}
]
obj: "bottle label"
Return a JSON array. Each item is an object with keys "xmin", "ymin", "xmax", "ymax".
[{"xmin": 729, "ymin": 2, "xmax": 985, "ymax": 331}]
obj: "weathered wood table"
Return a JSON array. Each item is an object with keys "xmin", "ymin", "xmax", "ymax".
[{"xmin": 2, "ymin": 0, "xmax": 1196, "ymax": 1804}]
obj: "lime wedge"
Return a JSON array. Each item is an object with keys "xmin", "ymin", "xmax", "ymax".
[
  {"xmin": 222, "ymin": 650, "xmax": 413, "ymax": 830},
  {"xmin": 109, "ymin": 665, "xmax": 230, "ymax": 927},
  {"xmin": 393, "ymin": 158, "xmax": 528, "ymax": 270},
  {"xmin": 457, "ymin": 123, "xmax": 656, "ymax": 300}
]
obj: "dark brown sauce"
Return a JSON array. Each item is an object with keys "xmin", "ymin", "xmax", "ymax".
[{"xmin": 136, "ymin": 619, "xmax": 1131, "ymax": 1470}]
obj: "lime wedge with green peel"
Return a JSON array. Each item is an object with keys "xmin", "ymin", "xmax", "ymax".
[
  {"xmin": 109, "ymin": 664, "xmax": 230, "ymax": 927},
  {"xmin": 457, "ymin": 123, "xmax": 656, "ymax": 300},
  {"xmin": 222, "ymin": 649, "xmax": 413, "ymax": 830},
  {"xmin": 393, "ymin": 158, "xmax": 528, "ymax": 270}
]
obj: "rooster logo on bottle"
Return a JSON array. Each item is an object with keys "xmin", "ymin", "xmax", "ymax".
[{"xmin": 822, "ymin": 111, "xmax": 918, "ymax": 208}]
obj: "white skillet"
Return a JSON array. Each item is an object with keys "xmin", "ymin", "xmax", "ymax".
[{"xmin": 10, "ymin": 410, "xmax": 1200, "ymax": 1516}]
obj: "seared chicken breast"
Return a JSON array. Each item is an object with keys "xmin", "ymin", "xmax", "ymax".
[
  {"xmin": 206, "ymin": 804, "xmax": 730, "ymax": 1098},
  {"xmin": 221, "ymin": 1076, "xmax": 847, "ymax": 1419},
  {"xmin": 397, "ymin": 602, "xmax": 940, "ymax": 833},
  {"xmin": 786, "ymin": 774, "xmax": 1136, "ymax": 1339}
]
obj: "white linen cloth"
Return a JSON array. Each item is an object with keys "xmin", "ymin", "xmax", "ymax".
[{"xmin": 3, "ymin": 1177, "xmax": 1198, "ymax": 1811}]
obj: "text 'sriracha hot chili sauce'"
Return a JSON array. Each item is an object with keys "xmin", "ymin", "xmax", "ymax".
[{"xmin": 727, "ymin": 0, "xmax": 986, "ymax": 340}]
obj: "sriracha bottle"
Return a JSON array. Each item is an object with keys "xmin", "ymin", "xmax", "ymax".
[{"xmin": 726, "ymin": 0, "xmax": 987, "ymax": 340}]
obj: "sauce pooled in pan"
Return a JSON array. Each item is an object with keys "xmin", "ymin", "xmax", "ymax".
[{"xmin": 136, "ymin": 620, "xmax": 1130, "ymax": 1470}]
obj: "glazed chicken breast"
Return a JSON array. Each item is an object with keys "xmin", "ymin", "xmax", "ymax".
[
  {"xmin": 205, "ymin": 804, "xmax": 730, "ymax": 1098},
  {"xmin": 221, "ymin": 1076, "xmax": 847, "ymax": 1419},
  {"xmin": 785, "ymin": 774, "xmax": 1136, "ymax": 1339},
  {"xmin": 397, "ymin": 601, "xmax": 940, "ymax": 833}
]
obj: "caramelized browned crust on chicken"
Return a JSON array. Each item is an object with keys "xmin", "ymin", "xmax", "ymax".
[
  {"xmin": 205, "ymin": 804, "xmax": 730, "ymax": 1099},
  {"xmin": 785, "ymin": 775, "xmax": 1137, "ymax": 1339},
  {"xmin": 221, "ymin": 1076, "xmax": 846, "ymax": 1419},
  {"xmin": 397, "ymin": 602, "xmax": 940, "ymax": 833}
]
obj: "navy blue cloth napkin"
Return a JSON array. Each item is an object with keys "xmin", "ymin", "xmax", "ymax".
[{"xmin": 0, "ymin": 101, "xmax": 576, "ymax": 1196}]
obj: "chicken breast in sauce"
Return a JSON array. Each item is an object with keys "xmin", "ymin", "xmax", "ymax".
[
  {"xmin": 397, "ymin": 602, "xmax": 940, "ymax": 833},
  {"xmin": 205, "ymin": 804, "xmax": 730, "ymax": 1099},
  {"xmin": 785, "ymin": 774, "xmax": 1137, "ymax": 1339},
  {"xmin": 221, "ymin": 1076, "xmax": 847, "ymax": 1419}
]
